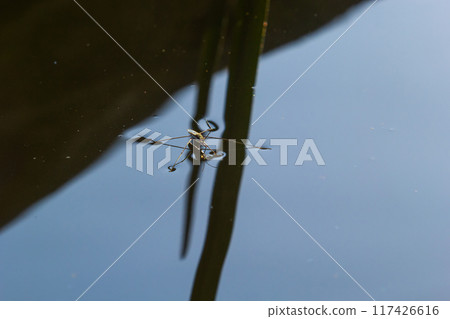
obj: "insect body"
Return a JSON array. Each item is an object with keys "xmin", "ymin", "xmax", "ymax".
[{"xmin": 133, "ymin": 120, "xmax": 269, "ymax": 172}]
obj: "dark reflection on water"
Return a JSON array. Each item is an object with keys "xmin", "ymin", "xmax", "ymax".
[
  {"xmin": 0, "ymin": 0, "xmax": 362, "ymax": 230},
  {"xmin": 189, "ymin": 0, "xmax": 269, "ymax": 300},
  {"xmin": 1, "ymin": 0, "xmax": 364, "ymax": 300}
]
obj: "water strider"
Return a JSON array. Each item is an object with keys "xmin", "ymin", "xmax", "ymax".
[{"xmin": 133, "ymin": 120, "xmax": 270, "ymax": 172}]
